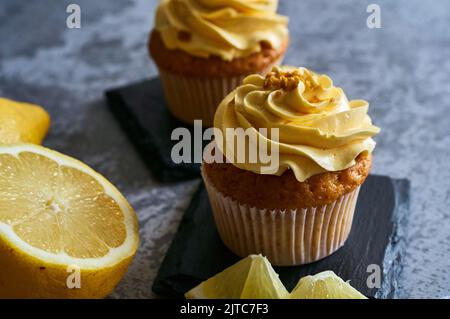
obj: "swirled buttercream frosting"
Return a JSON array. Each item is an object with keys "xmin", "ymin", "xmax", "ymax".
[
  {"xmin": 154, "ymin": 0, "xmax": 289, "ymax": 61},
  {"xmin": 214, "ymin": 66, "xmax": 381, "ymax": 182}
]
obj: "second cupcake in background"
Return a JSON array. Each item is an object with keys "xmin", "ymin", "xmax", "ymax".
[
  {"xmin": 149, "ymin": 0, "xmax": 289, "ymax": 127},
  {"xmin": 202, "ymin": 66, "xmax": 380, "ymax": 266}
]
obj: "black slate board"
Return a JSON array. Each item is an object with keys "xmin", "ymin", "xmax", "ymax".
[
  {"xmin": 105, "ymin": 79, "xmax": 206, "ymax": 182},
  {"xmin": 152, "ymin": 175, "xmax": 410, "ymax": 299}
]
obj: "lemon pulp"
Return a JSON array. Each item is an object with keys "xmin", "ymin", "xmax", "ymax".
[
  {"xmin": 185, "ymin": 257, "xmax": 367, "ymax": 299},
  {"xmin": 0, "ymin": 151, "xmax": 127, "ymax": 258},
  {"xmin": 290, "ymin": 270, "xmax": 367, "ymax": 299}
]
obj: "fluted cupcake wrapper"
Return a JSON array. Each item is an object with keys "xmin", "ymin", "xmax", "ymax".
[
  {"xmin": 202, "ymin": 170, "xmax": 361, "ymax": 266},
  {"xmin": 157, "ymin": 58, "xmax": 283, "ymax": 127}
]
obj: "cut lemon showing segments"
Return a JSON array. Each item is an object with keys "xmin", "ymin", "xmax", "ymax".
[
  {"xmin": 0, "ymin": 144, "xmax": 139, "ymax": 298},
  {"xmin": 185, "ymin": 255, "xmax": 289, "ymax": 299},
  {"xmin": 290, "ymin": 271, "xmax": 367, "ymax": 299},
  {"xmin": 0, "ymin": 97, "xmax": 50, "ymax": 144}
]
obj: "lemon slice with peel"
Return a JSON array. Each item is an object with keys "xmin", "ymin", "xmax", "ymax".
[
  {"xmin": 0, "ymin": 144, "xmax": 139, "ymax": 298},
  {"xmin": 290, "ymin": 271, "xmax": 367, "ymax": 299},
  {"xmin": 0, "ymin": 97, "xmax": 50, "ymax": 144},
  {"xmin": 185, "ymin": 254, "xmax": 289, "ymax": 299}
]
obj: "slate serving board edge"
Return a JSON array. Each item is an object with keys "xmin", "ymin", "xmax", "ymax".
[
  {"xmin": 105, "ymin": 88, "xmax": 200, "ymax": 182},
  {"xmin": 375, "ymin": 178, "xmax": 410, "ymax": 299}
]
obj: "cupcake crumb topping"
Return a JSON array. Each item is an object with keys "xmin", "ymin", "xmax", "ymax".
[
  {"xmin": 177, "ymin": 30, "xmax": 192, "ymax": 42},
  {"xmin": 264, "ymin": 68, "xmax": 303, "ymax": 91}
]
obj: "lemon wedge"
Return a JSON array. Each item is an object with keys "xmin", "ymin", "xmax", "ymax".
[
  {"xmin": 185, "ymin": 255, "xmax": 289, "ymax": 299},
  {"xmin": 0, "ymin": 97, "xmax": 50, "ymax": 144},
  {"xmin": 290, "ymin": 270, "xmax": 367, "ymax": 299},
  {"xmin": 185, "ymin": 256, "xmax": 367, "ymax": 299},
  {"xmin": 0, "ymin": 144, "xmax": 139, "ymax": 298}
]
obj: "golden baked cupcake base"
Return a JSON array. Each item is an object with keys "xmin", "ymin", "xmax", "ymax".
[
  {"xmin": 202, "ymin": 153, "xmax": 372, "ymax": 210},
  {"xmin": 201, "ymin": 153, "xmax": 371, "ymax": 266},
  {"xmin": 149, "ymin": 32, "xmax": 288, "ymax": 126},
  {"xmin": 202, "ymin": 167, "xmax": 361, "ymax": 266}
]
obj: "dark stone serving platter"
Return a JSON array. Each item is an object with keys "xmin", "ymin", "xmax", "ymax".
[{"xmin": 152, "ymin": 175, "xmax": 410, "ymax": 299}]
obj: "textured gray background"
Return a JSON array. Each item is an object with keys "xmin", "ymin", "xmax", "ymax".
[{"xmin": 0, "ymin": 0, "xmax": 449, "ymax": 298}]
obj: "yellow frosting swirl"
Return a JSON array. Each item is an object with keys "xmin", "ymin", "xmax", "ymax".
[
  {"xmin": 214, "ymin": 66, "xmax": 381, "ymax": 182},
  {"xmin": 155, "ymin": 0, "xmax": 289, "ymax": 61}
]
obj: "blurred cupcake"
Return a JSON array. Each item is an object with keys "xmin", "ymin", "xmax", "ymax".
[
  {"xmin": 149, "ymin": 0, "xmax": 289, "ymax": 126},
  {"xmin": 202, "ymin": 66, "xmax": 380, "ymax": 266}
]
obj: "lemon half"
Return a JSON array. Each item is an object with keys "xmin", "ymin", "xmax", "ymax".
[
  {"xmin": 0, "ymin": 144, "xmax": 139, "ymax": 298},
  {"xmin": 185, "ymin": 255, "xmax": 289, "ymax": 299}
]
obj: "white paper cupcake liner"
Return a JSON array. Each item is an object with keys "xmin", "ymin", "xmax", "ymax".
[
  {"xmin": 157, "ymin": 58, "xmax": 283, "ymax": 127},
  {"xmin": 202, "ymin": 169, "xmax": 361, "ymax": 266}
]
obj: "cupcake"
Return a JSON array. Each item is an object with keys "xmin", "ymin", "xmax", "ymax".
[
  {"xmin": 149, "ymin": 0, "xmax": 289, "ymax": 127},
  {"xmin": 202, "ymin": 66, "xmax": 380, "ymax": 266}
]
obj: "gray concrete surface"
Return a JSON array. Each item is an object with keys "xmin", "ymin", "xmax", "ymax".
[{"xmin": 0, "ymin": 0, "xmax": 449, "ymax": 298}]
